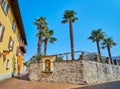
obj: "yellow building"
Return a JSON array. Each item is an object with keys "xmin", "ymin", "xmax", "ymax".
[{"xmin": 0, "ymin": 0, "xmax": 27, "ymax": 80}]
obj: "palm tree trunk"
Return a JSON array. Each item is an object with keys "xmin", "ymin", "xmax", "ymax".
[
  {"xmin": 44, "ymin": 38, "xmax": 48, "ymax": 56},
  {"xmin": 37, "ymin": 36, "xmax": 42, "ymax": 54},
  {"xmin": 37, "ymin": 25, "xmax": 42, "ymax": 55},
  {"xmin": 107, "ymin": 46, "xmax": 112, "ymax": 64},
  {"xmin": 69, "ymin": 19, "xmax": 74, "ymax": 60},
  {"xmin": 96, "ymin": 40, "xmax": 102, "ymax": 62}
]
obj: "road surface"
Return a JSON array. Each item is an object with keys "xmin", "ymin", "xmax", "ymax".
[{"xmin": 0, "ymin": 74, "xmax": 120, "ymax": 89}]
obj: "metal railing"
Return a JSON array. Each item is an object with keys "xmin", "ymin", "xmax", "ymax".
[{"xmin": 49, "ymin": 50, "xmax": 119, "ymax": 65}]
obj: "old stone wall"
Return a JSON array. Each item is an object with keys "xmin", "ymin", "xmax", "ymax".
[
  {"xmin": 29, "ymin": 60, "xmax": 120, "ymax": 85},
  {"xmin": 82, "ymin": 60, "xmax": 120, "ymax": 84},
  {"xmin": 28, "ymin": 63, "xmax": 41, "ymax": 81},
  {"xmin": 40, "ymin": 60, "xmax": 85, "ymax": 84},
  {"xmin": 40, "ymin": 60, "xmax": 120, "ymax": 84}
]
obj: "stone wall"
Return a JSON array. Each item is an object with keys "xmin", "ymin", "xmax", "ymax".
[
  {"xmin": 28, "ymin": 63, "xmax": 41, "ymax": 81},
  {"xmin": 29, "ymin": 60, "xmax": 120, "ymax": 85},
  {"xmin": 82, "ymin": 60, "xmax": 120, "ymax": 84}
]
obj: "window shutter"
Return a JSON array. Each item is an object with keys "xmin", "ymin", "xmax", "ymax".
[
  {"xmin": 12, "ymin": 20, "xmax": 14, "ymax": 30},
  {"xmin": 8, "ymin": 36, "xmax": 11, "ymax": 49},
  {"xmin": 0, "ymin": 25, "xmax": 2, "ymax": 41},
  {"xmin": 12, "ymin": 41, "xmax": 14, "ymax": 50},
  {"xmin": 6, "ymin": 60, "xmax": 10, "ymax": 69},
  {"xmin": 6, "ymin": 4, "xmax": 9, "ymax": 14},
  {"xmin": 0, "ymin": 25, "xmax": 5, "ymax": 42},
  {"xmin": 1, "ymin": 0, "xmax": 4, "ymax": 4},
  {"xmin": 1, "ymin": 0, "xmax": 4, "ymax": 3},
  {"xmin": 16, "ymin": 47, "xmax": 19, "ymax": 56},
  {"xmin": 8, "ymin": 37, "xmax": 14, "ymax": 51}
]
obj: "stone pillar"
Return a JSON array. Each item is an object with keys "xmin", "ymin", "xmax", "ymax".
[
  {"xmin": 95, "ymin": 54, "xmax": 100, "ymax": 62},
  {"xmin": 51, "ymin": 61, "xmax": 53, "ymax": 72},
  {"xmin": 80, "ymin": 52, "xmax": 87, "ymax": 60},
  {"xmin": 106, "ymin": 57, "xmax": 111, "ymax": 64},
  {"xmin": 66, "ymin": 54, "xmax": 68, "ymax": 60},
  {"xmin": 114, "ymin": 59, "xmax": 119, "ymax": 65},
  {"xmin": 43, "ymin": 60, "xmax": 45, "ymax": 72}
]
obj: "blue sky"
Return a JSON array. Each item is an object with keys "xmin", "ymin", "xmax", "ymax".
[{"xmin": 18, "ymin": 0, "xmax": 120, "ymax": 61}]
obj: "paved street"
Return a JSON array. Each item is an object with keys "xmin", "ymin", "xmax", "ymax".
[
  {"xmin": 73, "ymin": 81, "xmax": 120, "ymax": 89},
  {"xmin": 0, "ymin": 74, "xmax": 120, "ymax": 89},
  {"xmin": 0, "ymin": 74, "xmax": 81, "ymax": 89}
]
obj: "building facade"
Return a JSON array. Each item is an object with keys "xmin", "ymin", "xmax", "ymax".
[{"xmin": 0, "ymin": 0, "xmax": 27, "ymax": 80}]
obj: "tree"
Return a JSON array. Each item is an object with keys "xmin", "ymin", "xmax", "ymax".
[
  {"xmin": 101, "ymin": 37, "xmax": 116, "ymax": 64},
  {"xmin": 42, "ymin": 29, "xmax": 57, "ymax": 56},
  {"xmin": 34, "ymin": 17, "xmax": 47, "ymax": 54},
  {"xmin": 24, "ymin": 61, "xmax": 30, "ymax": 67},
  {"xmin": 36, "ymin": 54, "xmax": 42, "ymax": 63},
  {"xmin": 61, "ymin": 10, "xmax": 78, "ymax": 60},
  {"xmin": 88, "ymin": 29, "xmax": 105, "ymax": 62},
  {"xmin": 31, "ymin": 54, "xmax": 42, "ymax": 63}
]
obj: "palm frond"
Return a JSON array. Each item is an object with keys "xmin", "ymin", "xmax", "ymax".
[
  {"xmin": 36, "ymin": 32, "xmax": 42, "ymax": 37},
  {"xmin": 88, "ymin": 36, "xmax": 95, "ymax": 42},
  {"xmin": 101, "ymin": 37, "xmax": 116, "ymax": 48},
  {"xmin": 62, "ymin": 10, "xmax": 78, "ymax": 23},
  {"xmin": 101, "ymin": 46, "xmax": 106, "ymax": 49},
  {"xmin": 72, "ymin": 17, "xmax": 78, "ymax": 23},
  {"xmin": 49, "ymin": 37, "xmax": 57, "ymax": 43},
  {"xmin": 49, "ymin": 30, "xmax": 54, "ymax": 36},
  {"xmin": 61, "ymin": 19, "xmax": 68, "ymax": 24},
  {"xmin": 34, "ymin": 16, "xmax": 48, "ymax": 30}
]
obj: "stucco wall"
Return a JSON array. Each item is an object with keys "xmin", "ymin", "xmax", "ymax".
[
  {"xmin": 29, "ymin": 60, "xmax": 120, "ymax": 85},
  {"xmin": 0, "ymin": 0, "xmax": 25, "ymax": 80}
]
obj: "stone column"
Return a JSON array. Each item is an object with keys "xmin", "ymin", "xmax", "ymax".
[
  {"xmin": 43, "ymin": 60, "xmax": 45, "ymax": 72},
  {"xmin": 51, "ymin": 61, "xmax": 54, "ymax": 72},
  {"xmin": 80, "ymin": 52, "xmax": 87, "ymax": 60},
  {"xmin": 66, "ymin": 54, "xmax": 68, "ymax": 60},
  {"xmin": 106, "ymin": 57, "xmax": 111, "ymax": 64},
  {"xmin": 114, "ymin": 59, "xmax": 119, "ymax": 65},
  {"xmin": 96, "ymin": 53, "xmax": 100, "ymax": 62}
]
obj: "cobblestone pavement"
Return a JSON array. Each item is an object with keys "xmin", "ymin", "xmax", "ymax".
[
  {"xmin": 73, "ymin": 81, "xmax": 120, "ymax": 89},
  {"xmin": 0, "ymin": 74, "xmax": 82, "ymax": 89}
]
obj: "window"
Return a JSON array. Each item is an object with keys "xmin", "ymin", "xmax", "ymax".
[
  {"xmin": 1, "ymin": 0, "xmax": 9, "ymax": 15},
  {"xmin": 16, "ymin": 47, "xmax": 19, "ymax": 56},
  {"xmin": 12, "ymin": 20, "xmax": 16, "ymax": 32},
  {"xmin": 0, "ymin": 23, "xmax": 5, "ymax": 42},
  {"xmin": 6, "ymin": 60, "xmax": 10, "ymax": 70},
  {"xmin": 0, "ymin": 0, "xmax": 2, "ymax": 4},
  {"xmin": 17, "ymin": 34, "xmax": 21, "ymax": 42},
  {"xmin": 8, "ymin": 36, "xmax": 14, "ymax": 51}
]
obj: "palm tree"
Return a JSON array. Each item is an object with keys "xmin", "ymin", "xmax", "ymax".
[
  {"xmin": 88, "ymin": 29, "xmax": 105, "ymax": 62},
  {"xmin": 42, "ymin": 29, "xmax": 57, "ymax": 56},
  {"xmin": 61, "ymin": 10, "xmax": 78, "ymax": 60},
  {"xmin": 34, "ymin": 17, "xmax": 47, "ymax": 54},
  {"xmin": 101, "ymin": 37, "xmax": 116, "ymax": 64},
  {"xmin": 36, "ymin": 54, "xmax": 42, "ymax": 63}
]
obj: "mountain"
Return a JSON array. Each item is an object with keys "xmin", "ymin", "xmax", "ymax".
[{"xmin": 112, "ymin": 55, "xmax": 120, "ymax": 60}]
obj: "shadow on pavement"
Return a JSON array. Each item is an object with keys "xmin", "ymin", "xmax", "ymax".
[
  {"xmin": 14, "ymin": 73, "xmax": 29, "ymax": 81},
  {"xmin": 72, "ymin": 81, "xmax": 120, "ymax": 89}
]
